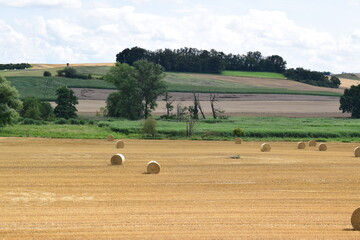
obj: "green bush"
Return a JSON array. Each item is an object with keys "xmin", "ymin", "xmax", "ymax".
[
  {"xmin": 69, "ymin": 118, "xmax": 81, "ymax": 125},
  {"xmin": 43, "ymin": 71, "xmax": 52, "ymax": 77},
  {"xmin": 142, "ymin": 117, "xmax": 157, "ymax": 137},
  {"xmin": 233, "ymin": 128, "xmax": 244, "ymax": 137},
  {"xmin": 55, "ymin": 118, "xmax": 68, "ymax": 125}
]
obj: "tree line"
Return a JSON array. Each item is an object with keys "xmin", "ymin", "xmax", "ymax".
[
  {"xmin": 116, "ymin": 47, "xmax": 341, "ymax": 88},
  {"xmin": 0, "ymin": 63, "xmax": 31, "ymax": 70},
  {"xmin": 284, "ymin": 68, "xmax": 340, "ymax": 88},
  {"xmin": 116, "ymin": 47, "xmax": 287, "ymax": 74}
]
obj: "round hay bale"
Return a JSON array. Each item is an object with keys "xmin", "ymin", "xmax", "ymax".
[
  {"xmin": 318, "ymin": 143, "xmax": 327, "ymax": 151},
  {"xmin": 147, "ymin": 161, "xmax": 161, "ymax": 174},
  {"xmin": 116, "ymin": 140, "xmax": 124, "ymax": 149},
  {"xmin": 107, "ymin": 134, "xmax": 114, "ymax": 141},
  {"xmin": 297, "ymin": 142, "xmax": 306, "ymax": 149},
  {"xmin": 234, "ymin": 138, "xmax": 242, "ymax": 144},
  {"xmin": 308, "ymin": 140, "xmax": 316, "ymax": 147},
  {"xmin": 110, "ymin": 154, "xmax": 125, "ymax": 165},
  {"xmin": 260, "ymin": 143, "xmax": 271, "ymax": 152},
  {"xmin": 355, "ymin": 147, "xmax": 360, "ymax": 157},
  {"xmin": 351, "ymin": 207, "xmax": 360, "ymax": 230}
]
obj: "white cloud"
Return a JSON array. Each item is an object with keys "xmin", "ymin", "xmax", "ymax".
[
  {"xmin": 0, "ymin": 6, "xmax": 360, "ymax": 72},
  {"xmin": 348, "ymin": 0, "xmax": 360, "ymax": 6},
  {"xmin": 0, "ymin": 0, "xmax": 82, "ymax": 8}
]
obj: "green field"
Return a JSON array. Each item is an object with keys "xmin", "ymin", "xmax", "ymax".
[
  {"xmin": 165, "ymin": 72, "xmax": 340, "ymax": 96},
  {"xmin": 222, "ymin": 70, "xmax": 286, "ymax": 79},
  {"xmin": 5, "ymin": 76, "xmax": 116, "ymax": 100},
  {"xmin": 1, "ymin": 116, "xmax": 359, "ymax": 142}
]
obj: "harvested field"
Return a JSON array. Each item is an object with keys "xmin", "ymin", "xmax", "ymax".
[
  {"xmin": 73, "ymin": 96, "xmax": 349, "ymax": 118},
  {"xmin": 69, "ymin": 90, "xmax": 348, "ymax": 118},
  {"xmin": 1, "ymin": 137, "xmax": 360, "ymax": 239}
]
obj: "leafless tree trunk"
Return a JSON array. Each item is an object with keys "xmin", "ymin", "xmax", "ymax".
[
  {"xmin": 210, "ymin": 93, "xmax": 217, "ymax": 119},
  {"xmin": 163, "ymin": 92, "xmax": 174, "ymax": 116},
  {"xmin": 193, "ymin": 93, "xmax": 206, "ymax": 119}
]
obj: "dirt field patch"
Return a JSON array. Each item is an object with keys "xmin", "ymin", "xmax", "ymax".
[{"xmin": 0, "ymin": 138, "xmax": 359, "ymax": 239}]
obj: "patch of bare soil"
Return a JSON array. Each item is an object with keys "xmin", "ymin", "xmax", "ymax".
[
  {"xmin": 70, "ymin": 90, "xmax": 348, "ymax": 118},
  {"xmin": 0, "ymin": 138, "xmax": 359, "ymax": 239}
]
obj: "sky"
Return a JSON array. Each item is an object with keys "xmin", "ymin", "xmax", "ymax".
[{"xmin": 0, "ymin": 0, "xmax": 360, "ymax": 73}]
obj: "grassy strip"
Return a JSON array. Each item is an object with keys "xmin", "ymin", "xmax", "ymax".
[
  {"xmin": 222, "ymin": 70, "xmax": 286, "ymax": 79},
  {"xmin": 2, "ymin": 116, "xmax": 358, "ymax": 142}
]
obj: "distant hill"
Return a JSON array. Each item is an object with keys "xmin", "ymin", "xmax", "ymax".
[
  {"xmin": 334, "ymin": 73, "xmax": 360, "ymax": 80},
  {"xmin": 0, "ymin": 64, "xmax": 346, "ymax": 100}
]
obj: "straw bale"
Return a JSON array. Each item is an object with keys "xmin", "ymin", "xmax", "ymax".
[
  {"xmin": 308, "ymin": 140, "xmax": 316, "ymax": 147},
  {"xmin": 110, "ymin": 154, "xmax": 125, "ymax": 165},
  {"xmin": 355, "ymin": 147, "xmax": 360, "ymax": 157},
  {"xmin": 318, "ymin": 143, "xmax": 327, "ymax": 151},
  {"xmin": 147, "ymin": 161, "xmax": 161, "ymax": 174},
  {"xmin": 351, "ymin": 207, "xmax": 360, "ymax": 230},
  {"xmin": 116, "ymin": 140, "xmax": 124, "ymax": 149},
  {"xmin": 297, "ymin": 142, "xmax": 306, "ymax": 149},
  {"xmin": 260, "ymin": 143, "xmax": 271, "ymax": 152},
  {"xmin": 107, "ymin": 134, "xmax": 114, "ymax": 141},
  {"xmin": 235, "ymin": 138, "xmax": 242, "ymax": 144}
]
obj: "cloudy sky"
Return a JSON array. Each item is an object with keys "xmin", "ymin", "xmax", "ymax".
[{"xmin": 0, "ymin": 0, "xmax": 359, "ymax": 73}]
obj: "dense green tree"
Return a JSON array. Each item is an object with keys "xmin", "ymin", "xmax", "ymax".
[
  {"xmin": 54, "ymin": 86, "xmax": 78, "ymax": 119},
  {"xmin": 330, "ymin": 76, "xmax": 341, "ymax": 88},
  {"xmin": 21, "ymin": 96, "xmax": 41, "ymax": 120},
  {"xmin": 133, "ymin": 60, "xmax": 167, "ymax": 119},
  {"xmin": 339, "ymin": 84, "xmax": 360, "ymax": 118},
  {"xmin": 105, "ymin": 60, "xmax": 166, "ymax": 119},
  {"xmin": 0, "ymin": 76, "xmax": 22, "ymax": 127},
  {"xmin": 105, "ymin": 63, "xmax": 142, "ymax": 119},
  {"xmin": 57, "ymin": 67, "xmax": 77, "ymax": 78},
  {"xmin": 39, "ymin": 102, "xmax": 55, "ymax": 120}
]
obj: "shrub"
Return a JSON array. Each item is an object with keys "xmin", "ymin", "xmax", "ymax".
[
  {"xmin": 233, "ymin": 128, "xmax": 244, "ymax": 137},
  {"xmin": 142, "ymin": 117, "xmax": 157, "ymax": 137},
  {"xmin": 69, "ymin": 118, "xmax": 80, "ymax": 125},
  {"xmin": 55, "ymin": 118, "xmax": 68, "ymax": 125},
  {"xmin": 43, "ymin": 71, "xmax": 52, "ymax": 77},
  {"xmin": 22, "ymin": 118, "xmax": 36, "ymax": 125}
]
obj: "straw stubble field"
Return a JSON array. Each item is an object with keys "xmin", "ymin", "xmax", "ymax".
[{"xmin": 0, "ymin": 137, "xmax": 360, "ymax": 239}]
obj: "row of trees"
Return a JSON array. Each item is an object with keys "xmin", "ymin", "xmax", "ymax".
[
  {"xmin": 0, "ymin": 75, "xmax": 79, "ymax": 127},
  {"xmin": 116, "ymin": 47, "xmax": 287, "ymax": 74},
  {"xmin": 0, "ymin": 63, "xmax": 31, "ymax": 70},
  {"xmin": 116, "ymin": 47, "xmax": 343, "ymax": 89},
  {"xmin": 284, "ymin": 68, "xmax": 341, "ymax": 88}
]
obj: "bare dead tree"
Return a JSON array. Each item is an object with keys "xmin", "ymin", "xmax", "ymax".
[
  {"xmin": 193, "ymin": 93, "xmax": 206, "ymax": 119},
  {"xmin": 210, "ymin": 93, "xmax": 217, "ymax": 119},
  {"xmin": 163, "ymin": 92, "xmax": 174, "ymax": 116}
]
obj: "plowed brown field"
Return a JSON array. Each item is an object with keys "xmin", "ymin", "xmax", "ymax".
[{"xmin": 1, "ymin": 138, "xmax": 360, "ymax": 239}]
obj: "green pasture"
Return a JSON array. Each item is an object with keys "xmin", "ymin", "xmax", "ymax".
[
  {"xmin": 165, "ymin": 73, "xmax": 340, "ymax": 96},
  {"xmin": 5, "ymin": 76, "xmax": 115, "ymax": 100},
  {"xmin": 222, "ymin": 70, "xmax": 286, "ymax": 79}
]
